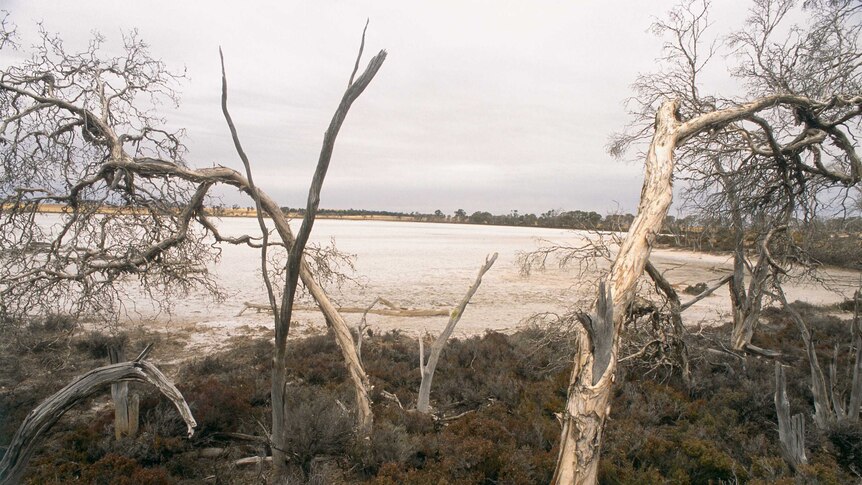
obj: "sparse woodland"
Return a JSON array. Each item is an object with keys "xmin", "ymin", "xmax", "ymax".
[{"xmin": 2, "ymin": 1, "xmax": 862, "ymax": 484}]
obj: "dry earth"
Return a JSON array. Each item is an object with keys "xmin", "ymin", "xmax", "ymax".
[{"xmin": 114, "ymin": 244, "xmax": 861, "ymax": 355}]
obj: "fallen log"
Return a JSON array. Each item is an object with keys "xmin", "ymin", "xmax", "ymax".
[
  {"xmin": 0, "ymin": 353, "xmax": 195, "ymax": 485},
  {"xmin": 237, "ymin": 301, "xmax": 449, "ymax": 318},
  {"xmin": 235, "ymin": 456, "xmax": 273, "ymax": 466}
]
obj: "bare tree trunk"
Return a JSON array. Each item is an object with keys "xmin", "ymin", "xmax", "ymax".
[
  {"xmin": 219, "ymin": 28, "xmax": 386, "ymax": 480},
  {"xmin": 714, "ymin": 157, "xmax": 775, "ymax": 353},
  {"xmin": 416, "ymin": 253, "xmax": 497, "ymax": 413},
  {"xmin": 774, "ymin": 362, "xmax": 808, "ymax": 471},
  {"xmin": 731, "ymin": 306, "xmax": 764, "ymax": 351},
  {"xmin": 729, "ymin": 256, "xmax": 770, "ymax": 352},
  {"xmin": 727, "ymin": 190, "xmax": 751, "ymax": 351},
  {"xmin": 108, "ymin": 347, "xmax": 140, "ymax": 439},
  {"xmin": 777, "ymin": 286, "xmax": 835, "ymax": 428},
  {"xmin": 552, "ymin": 100, "xmax": 680, "ymax": 484},
  {"xmin": 0, "ymin": 350, "xmax": 195, "ymax": 485},
  {"xmin": 644, "ymin": 261, "xmax": 692, "ymax": 387},
  {"xmin": 302, "ymin": 263, "xmax": 374, "ymax": 438},
  {"xmin": 268, "ymin": 34, "xmax": 386, "ymax": 480},
  {"xmin": 718, "ymin": 160, "xmax": 768, "ymax": 353}
]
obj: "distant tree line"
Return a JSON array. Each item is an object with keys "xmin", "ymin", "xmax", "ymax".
[
  {"xmin": 280, "ymin": 206, "xmax": 640, "ymax": 230},
  {"xmin": 658, "ymin": 214, "xmax": 862, "ymax": 270}
]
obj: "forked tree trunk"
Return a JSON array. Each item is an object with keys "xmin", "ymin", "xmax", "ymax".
[
  {"xmin": 552, "ymin": 100, "xmax": 680, "ymax": 484},
  {"xmin": 729, "ymin": 253, "xmax": 770, "ymax": 351},
  {"xmin": 267, "ymin": 42, "xmax": 387, "ymax": 481},
  {"xmin": 719, "ymin": 162, "xmax": 769, "ymax": 352},
  {"xmin": 730, "ymin": 304, "xmax": 763, "ymax": 350},
  {"xmin": 0, "ymin": 354, "xmax": 195, "ymax": 485},
  {"xmin": 219, "ymin": 36, "xmax": 385, "ymax": 481},
  {"xmin": 417, "ymin": 253, "xmax": 497, "ymax": 413}
]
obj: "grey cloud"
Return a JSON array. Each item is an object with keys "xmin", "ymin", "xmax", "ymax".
[{"xmin": 2, "ymin": 0, "xmax": 748, "ymax": 215}]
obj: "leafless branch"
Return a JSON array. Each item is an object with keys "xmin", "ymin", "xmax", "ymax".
[{"xmin": 0, "ymin": 356, "xmax": 195, "ymax": 484}]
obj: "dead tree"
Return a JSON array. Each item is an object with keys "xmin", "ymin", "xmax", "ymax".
[
  {"xmin": 0, "ymin": 19, "xmax": 386, "ymax": 482},
  {"xmin": 610, "ymin": 0, "xmax": 862, "ymax": 354},
  {"xmin": 520, "ymin": 228, "xmax": 732, "ymax": 388},
  {"xmin": 218, "ymin": 26, "xmax": 385, "ymax": 466},
  {"xmin": 643, "ymin": 261, "xmax": 692, "ymax": 385},
  {"xmin": 717, "ymin": 161, "xmax": 790, "ymax": 354},
  {"xmin": 108, "ymin": 346, "xmax": 140, "ymax": 439},
  {"xmin": 416, "ymin": 253, "xmax": 497, "ymax": 414},
  {"xmin": 776, "ymin": 285, "xmax": 862, "ymax": 429},
  {"xmin": 554, "ymin": 34, "xmax": 862, "ymax": 484},
  {"xmin": 0, "ymin": 348, "xmax": 195, "ymax": 485},
  {"xmin": 774, "ymin": 362, "xmax": 808, "ymax": 471}
]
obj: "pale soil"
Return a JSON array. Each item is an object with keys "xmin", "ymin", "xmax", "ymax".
[{"xmin": 117, "ymin": 244, "xmax": 861, "ymax": 356}]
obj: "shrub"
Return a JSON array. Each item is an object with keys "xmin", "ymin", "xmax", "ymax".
[
  {"xmin": 683, "ymin": 282, "xmax": 708, "ymax": 295},
  {"xmin": 827, "ymin": 421, "xmax": 862, "ymax": 475},
  {"xmin": 74, "ymin": 331, "xmax": 129, "ymax": 359},
  {"xmin": 283, "ymin": 385, "xmax": 355, "ymax": 476},
  {"xmin": 184, "ymin": 377, "xmax": 254, "ymax": 436},
  {"xmin": 42, "ymin": 313, "xmax": 77, "ymax": 333},
  {"xmin": 78, "ymin": 453, "xmax": 173, "ymax": 485}
]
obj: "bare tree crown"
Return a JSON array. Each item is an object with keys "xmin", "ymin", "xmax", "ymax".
[{"xmin": 0, "ymin": 25, "xmax": 220, "ymax": 320}]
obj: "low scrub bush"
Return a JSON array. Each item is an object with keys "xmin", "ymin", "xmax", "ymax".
[
  {"xmin": 9, "ymin": 305, "xmax": 862, "ymax": 483},
  {"xmin": 74, "ymin": 330, "xmax": 129, "ymax": 360}
]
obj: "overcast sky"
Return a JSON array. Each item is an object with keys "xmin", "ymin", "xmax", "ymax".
[{"xmin": 2, "ymin": 1, "xmax": 749, "ymax": 216}]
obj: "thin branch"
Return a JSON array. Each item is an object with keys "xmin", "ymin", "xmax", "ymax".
[
  {"xmin": 219, "ymin": 47, "xmax": 279, "ymax": 320},
  {"xmin": 679, "ymin": 274, "xmax": 733, "ymax": 312}
]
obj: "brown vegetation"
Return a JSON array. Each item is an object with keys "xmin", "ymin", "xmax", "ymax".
[{"xmin": 3, "ymin": 305, "xmax": 861, "ymax": 483}]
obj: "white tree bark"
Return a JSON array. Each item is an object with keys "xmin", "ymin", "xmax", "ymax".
[
  {"xmin": 416, "ymin": 253, "xmax": 497, "ymax": 413},
  {"xmin": 552, "ymin": 99, "xmax": 681, "ymax": 485},
  {"xmin": 552, "ymin": 91, "xmax": 855, "ymax": 484}
]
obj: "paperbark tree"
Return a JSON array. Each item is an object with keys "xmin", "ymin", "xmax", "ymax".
[
  {"xmin": 610, "ymin": 0, "xmax": 862, "ymax": 353},
  {"xmin": 0, "ymin": 19, "xmax": 385, "ymax": 482},
  {"xmin": 554, "ymin": 95, "xmax": 862, "ymax": 485},
  {"xmin": 554, "ymin": 1, "xmax": 862, "ymax": 473}
]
